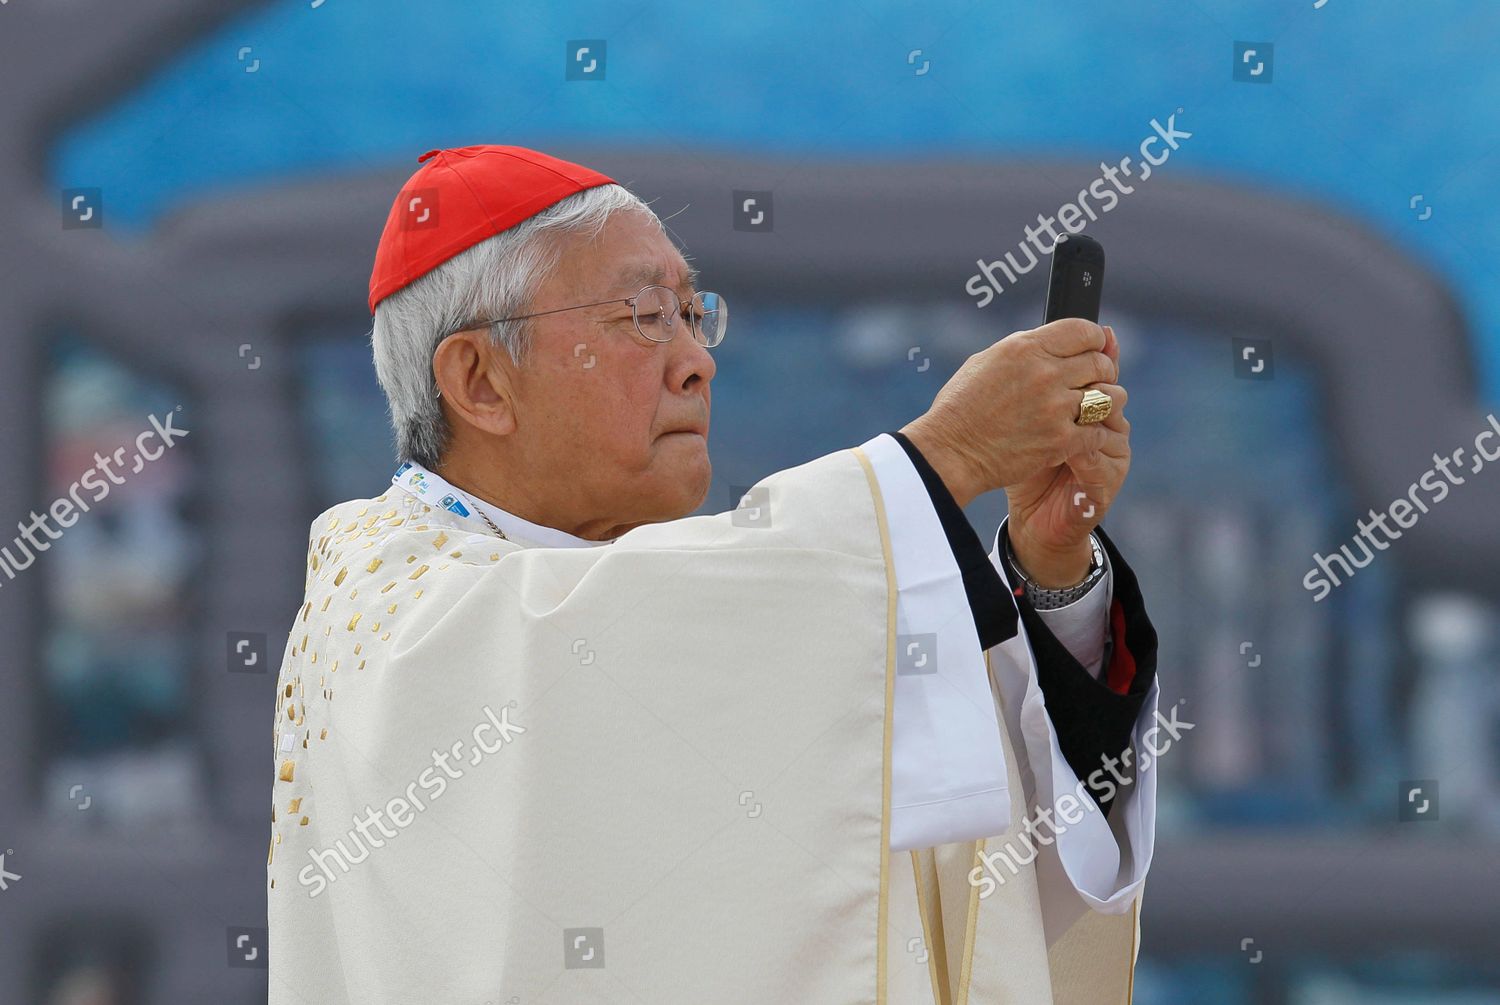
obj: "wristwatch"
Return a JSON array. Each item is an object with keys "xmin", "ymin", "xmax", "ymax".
[{"xmin": 1004, "ymin": 531, "xmax": 1107, "ymax": 610}]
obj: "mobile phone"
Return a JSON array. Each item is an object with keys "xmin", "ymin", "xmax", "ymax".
[
  {"xmin": 1043, "ymin": 234, "xmax": 1105, "ymax": 324},
  {"xmin": 1045, "ymin": 234, "xmax": 1109, "ymax": 535}
]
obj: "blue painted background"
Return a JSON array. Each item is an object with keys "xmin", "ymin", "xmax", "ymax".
[{"xmin": 52, "ymin": 0, "xmax": 1500, "ymax": 401}]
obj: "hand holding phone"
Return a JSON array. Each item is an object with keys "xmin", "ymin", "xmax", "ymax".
[{"xmin": 1038, "ymin": 234, "xmax": 1113, "ymax": 538}]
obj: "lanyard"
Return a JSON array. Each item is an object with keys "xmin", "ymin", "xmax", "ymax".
[
  {"xmin": 389, "ymin": 461, "xmax": 612, "ymax": 547},
  {"xmin": 390, "ymin": 460, "xmax": 484, "ymax": 524}
]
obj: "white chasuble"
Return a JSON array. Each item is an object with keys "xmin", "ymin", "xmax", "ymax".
[{"xmin": 268, "ymin": 437, "xmax": 1152, "ymax": 1004}]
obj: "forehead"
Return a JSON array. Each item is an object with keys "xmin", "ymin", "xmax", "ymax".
[
  {"xmin": 610, "ymin": 257, "xmax": 700, "ymax": 295},
  {"xmin": 591, "ymin": 211, "xmax": 697, "ymax": 291},
  {"xmin": 549, "ymin": 209, "xmax": 700, "ymax": 299}
]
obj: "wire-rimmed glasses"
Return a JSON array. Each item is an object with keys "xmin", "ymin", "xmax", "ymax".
[{"xmin": 451, "ymin": 285, "xmax": 728, "ymax": 347}]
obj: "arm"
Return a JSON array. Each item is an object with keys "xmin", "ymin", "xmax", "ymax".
[
  {"xmin": 986, "ymin": 521, "xmax": 1162, "ymax": 931},
  {"xmin": 865, "ymin": 429, "xmax": 1162, "ymax": 928},
  {"xmin": 886, "ymin": 430, "xmax": 1153, "ymax": 815}
]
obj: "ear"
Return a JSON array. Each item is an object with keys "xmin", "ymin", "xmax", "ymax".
[{"xmin": 432, "ymin": 329, "xmax": 518, "ymax": 437}]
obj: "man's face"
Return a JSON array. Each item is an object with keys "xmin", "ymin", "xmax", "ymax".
[{"xmin": 506, "ymin": 209, "xmax": 716, "ymax": 532}]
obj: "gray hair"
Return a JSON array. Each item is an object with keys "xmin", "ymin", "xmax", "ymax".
[{"xmin": 370, "ymin": 182, "xmax": 662, "ymax": 469}]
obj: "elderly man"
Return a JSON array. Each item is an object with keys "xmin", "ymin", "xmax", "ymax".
[{"xmin": 268, "ymin": 145, "xmax": 1160, "ymax": 1004}]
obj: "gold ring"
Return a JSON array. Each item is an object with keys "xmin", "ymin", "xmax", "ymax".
[{"xmin": 1076, "ymin": 388, "xmax": 1112, "ymax": 425}]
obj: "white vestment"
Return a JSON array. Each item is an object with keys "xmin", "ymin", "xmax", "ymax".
[{"xmin": 268, "ymin": 434, "xmax": 1158, "ymax": 1003}]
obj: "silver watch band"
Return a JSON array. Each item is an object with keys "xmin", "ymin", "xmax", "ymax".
[{"xmin": 1005, "ymin": 532, "xmax": 1106, "ymax": 610}]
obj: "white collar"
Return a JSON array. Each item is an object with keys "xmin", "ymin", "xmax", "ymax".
[{"xmin": 389, "ymin": 460, "xmax": 612, "ymax": 549}]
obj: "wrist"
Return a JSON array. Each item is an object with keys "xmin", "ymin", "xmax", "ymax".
[
  {"xmin": 1008, "ymin": 529, "xmax": 1092, "ymax": 588},
  {"xmin": 899, "ymin": 417, "xmax": 984, "ymax": 508}
]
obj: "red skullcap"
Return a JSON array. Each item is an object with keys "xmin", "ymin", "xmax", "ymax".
[{"xmin": 367, "ymin": 145, "xmax": 616, "ymax": 314}]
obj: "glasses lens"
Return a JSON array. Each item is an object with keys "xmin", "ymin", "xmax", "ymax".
[
  {"xmin": 634, "ymin": 286, "xmax": 679, "ymax": 342},
  {"xmin": 692, "ymin": 292, "xmax": 726, "ymax": 347}
]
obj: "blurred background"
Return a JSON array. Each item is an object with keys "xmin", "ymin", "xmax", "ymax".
[{"xmin": 1, "ymin": 0, "xmax": 1498, "ymax": 1002}]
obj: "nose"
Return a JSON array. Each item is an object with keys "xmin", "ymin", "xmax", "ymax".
[{"xmin": 667, "ymin": 323, "xmax": 716, "ymax": 398}]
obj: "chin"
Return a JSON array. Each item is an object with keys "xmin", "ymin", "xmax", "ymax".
[
  {"xmin": 634, "ymin": 436, "xmax": 712, "ymax": 516},
  {"xmin": 660, "ymin": 454, "xmax": 713, "ymax": 517}
]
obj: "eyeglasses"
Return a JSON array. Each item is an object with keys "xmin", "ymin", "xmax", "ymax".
[{"xmin": 451, "ymin": 284, "xmax": 728, "ymax": 348}]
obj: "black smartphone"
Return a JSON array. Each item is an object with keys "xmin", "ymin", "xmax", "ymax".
[
  {"xmin": 1045, "ymin": 234, "xmax": 1109, "ymax": 535},
  {"xmin": 1043, "ymin": 234, "xmax": 1105, "ymax": 324}
]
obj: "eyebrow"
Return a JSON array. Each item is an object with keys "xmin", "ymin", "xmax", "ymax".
[{"xmin": 613, "ymin": 259, "xmax": 700, "ymax": 296}]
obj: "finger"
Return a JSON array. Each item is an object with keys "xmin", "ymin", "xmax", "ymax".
[
  {"xmin": 1068, "ymin": 423, "xmax": 1127, "ymax": 463},
  {"xmin": 1067, "ymin": 428, "xmax": 1130, "ymax": 482},
  {"xmin": 1032, "ymin": 318, "xmax": 1106, "ymax": 358},
  {"xmin": 1058, "ymin": 350, "xmax": 1118, "ymax": 389},
  {"xmin": 1090, "ymin": 384, "xmax": 1130, "ymax": 434},
  {"xmin": 1062, "ymin": 382, "xmax": 1126, "ymax": 452},
  {"xmin": 1097, "ymin": 408, "xmax": 1130, "ymax": 435},
  {"xmin": 1103, "ymin": 325, "xmax": 1120, "ymax": 375},
  {"xmin": 1085, "ymin": 426, "xmax": 1131, "ymax": 462},
  {"xmin": 1067, "ymin": 381, "xmax": 1127, "ymax": 419}
]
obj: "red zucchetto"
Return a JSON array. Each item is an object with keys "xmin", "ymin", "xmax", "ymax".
[{"xmin": 366, "ymin": 145, "xmax": 615, "ymax": 314}]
